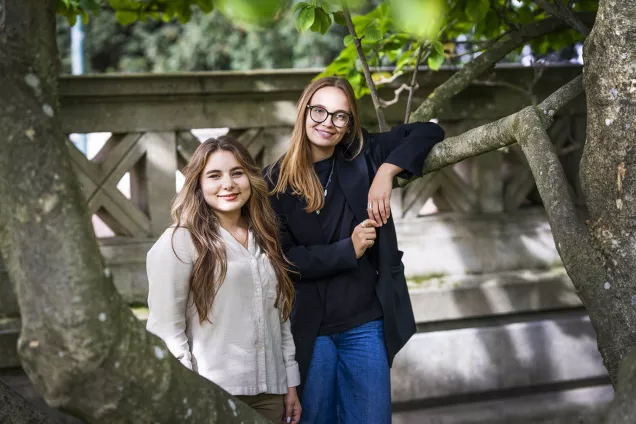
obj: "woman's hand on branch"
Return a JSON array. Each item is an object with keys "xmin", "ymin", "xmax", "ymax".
[{"xmin": 368, "ymin": 163, "xmax": 402, "ymax": 225}]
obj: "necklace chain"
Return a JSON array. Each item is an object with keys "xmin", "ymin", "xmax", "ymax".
[{"xmin": 317, "ymin": 156, "xmax": 335, "ymax": 215}]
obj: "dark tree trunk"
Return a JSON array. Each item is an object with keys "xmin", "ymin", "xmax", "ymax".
[
  {"xmin": 579, "ymin": 0, "xmax": 636, "ymax": 384},
  {"xmin": 0, "ymin": 2, "xmax": 269, "ymax": 422}
]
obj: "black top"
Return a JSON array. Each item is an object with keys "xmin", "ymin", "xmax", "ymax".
[
  {"xmin": 264, "ymin": 121, "xmax": 446, "ymax": 399},
  {"xmin": 313, "ymin": 155, "xmax": 383, "ymax": 335}
]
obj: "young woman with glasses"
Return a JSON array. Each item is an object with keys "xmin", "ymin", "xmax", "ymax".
[
  {"xmin": 265, "ymin": 77, "xmax": 445, "ymax": 423},
  {"xmin": 146, "ymin": 136, "xmax": 302, "ymax": 423}
]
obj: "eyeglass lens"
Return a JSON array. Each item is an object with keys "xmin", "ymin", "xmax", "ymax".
[{"xmin": 310, "ymin": 107, "xmax": 350, "ymax": 128}]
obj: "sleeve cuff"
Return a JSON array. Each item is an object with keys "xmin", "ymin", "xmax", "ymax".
[
  {"xmin": 286, "ymin": 362, "xmax": 301, "ymax": 387},
  {"xmin": 384, "ymin": 156, "xmax": 420, "ymax": 179},
  {"xmin": 334, "ymin": 237, "xmax": 358, "ymax": 269}
]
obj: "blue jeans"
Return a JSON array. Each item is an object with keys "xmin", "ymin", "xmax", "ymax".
[{"xmin": 300, "ymin": 319, "xmax": 391, "ymax": 424}]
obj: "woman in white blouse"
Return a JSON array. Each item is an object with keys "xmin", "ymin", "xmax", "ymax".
[{"xmin": 146, "ymin": 136, "xmax": 301, "ymax": 423}]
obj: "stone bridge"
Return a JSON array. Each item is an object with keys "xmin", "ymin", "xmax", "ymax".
[{"xmin": 0, "ymin": 65, "xmax": 611, "ymax": 423}]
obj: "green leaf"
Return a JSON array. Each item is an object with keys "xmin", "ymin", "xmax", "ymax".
[
  {"xmin": 343, "ymin": 35, "xmax": 355, "ymax": 46},
  {"xmin": 79, "ymin": 0, "xmax": 99, "ymax": 13},
  {"xmin": 177, "ymin": 3, "xmax": 192, "ymax": 24},
  {"xmin": 321, "ymin": 3, "xmax": 331, "ymax": 14},
  {"xmin": 483, "ymin": 9, "xmax": 501, "ymax": 38},
  {"xmin": 309, "ymin": 8, "xmax": 332, "ymax": 34},
  {"xmin": 395, "ymin": 52, "xmax": 415, "ymax": 73},
  {"xmin": 115, "ymin": 10, "xmax": 138, "ymax": 25},
  {"xmin": 56, "ymin": 0, "xmax": 69, "ymax": 15},
  {"xmin": 427, "ymin": 51, "xmax": 444, "ymax": 70},
  {"xmin": 432, "ymin": 40, "xmax": 444, "ymax": 55},
  {"xmin": 465, "ymin": 0, "xmax": 490, "ymax": 22},
  {"xmin": 319, "ymin": 10, "xmax": 332, "ymax": 34},
  {"xmin": 517, "ymin": 6, "xmax": 535, "ymax": 25},
  {"xmin": 297, "ymin": 6, "xmax": 315, "ymax": 32},
  {"xmin": 195, "ymin": 0, "xmax": 215, "ymax": 13},
  {"xmin": 388, "ymin": 0, "xmax": 446, "ymax": 40},
  {"xmin": 364, "ymin": 28, "xmax": 382, "ymax": 43},
  {"xmin": 293, "ymin": 2, "xmax": 310, "ymax": 14},
  {"xmin": 333, "ymin": 11, "xmax": 347, "ymax": 26}
]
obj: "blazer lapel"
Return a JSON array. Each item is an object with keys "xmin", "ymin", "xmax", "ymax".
[{"xmin": 336, "ymin": 149, "xmax": 370, "ymax": 225}]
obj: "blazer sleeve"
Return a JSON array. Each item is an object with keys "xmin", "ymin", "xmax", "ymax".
[
  {"xmin": 271, "ymin": 194, "xmax": 358, "ymax": 282},
  {"xmin": 146, "ymin": 227, "xmax": 194, "ymax": 370},
  {"xmin": 366, "ymin": 121, "xmax": 445, "ymax": 179},
  {"xmin": 264, "ymin": 167, "xmax": 358, "ymax": 282}
]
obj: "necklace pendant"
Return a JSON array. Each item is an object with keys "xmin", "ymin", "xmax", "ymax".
[
  {"xmin": 324, "ymin": 189, "xmax": 328, "ymax": 197},
  {"xmin": 316, "ymin": 210, "xmax": 321, "ymax": 215}
]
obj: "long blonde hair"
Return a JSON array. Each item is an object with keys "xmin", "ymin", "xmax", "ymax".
[
  {"xmin": 269, "ymin": 77, "xmax": 364, "ymax": 212},
  {"xmin": 172, "ymin": 136, "xmax": 294, "ymax": 323}
]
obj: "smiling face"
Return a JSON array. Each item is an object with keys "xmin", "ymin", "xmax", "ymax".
[
  {"xmin": 199, "ymin": 149, "xmax": 251, "ymax": 219},
  {"xmin": 305, "ymin": 86, "xmax": 351, "ymax": 162}
]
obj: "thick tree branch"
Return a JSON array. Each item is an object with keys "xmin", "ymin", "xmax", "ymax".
[
  {"xmin": 341, "ymin": 1, "xmax": 388, "ymax": 132},
  {"xmin": 396, "ymin": 75, "xmax": 583, "ymax": 184},
  {"xmin": 515, "ymin": 106, "xmax": 592, "ymax": 275},
  {"xmin": 516, "ymin": 84, "xmax": 636, "ymax": 391},
  {"xmin": 534, "ymin": 0, "xmax": 590, "ymax": 36},
  {"xmin": 409, "ymin": 13, "xmax": 594, "ymax": 123}
]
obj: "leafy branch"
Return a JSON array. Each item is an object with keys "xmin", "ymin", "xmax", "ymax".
[{"xmin": 341, "ymin": 1, "xmax": 388, "ymax": 131}]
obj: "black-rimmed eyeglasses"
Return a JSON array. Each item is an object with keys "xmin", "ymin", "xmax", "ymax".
[{"xmin": 306, "ymin": 105, "xmax": 352, "ymax": 128}]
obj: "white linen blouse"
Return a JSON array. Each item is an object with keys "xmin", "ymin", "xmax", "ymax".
[{"xmin": 146, "ymin": 226, "xmax": 300, "ymax": 396}]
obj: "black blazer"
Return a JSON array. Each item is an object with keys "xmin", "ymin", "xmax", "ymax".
[{"xmin": 264, "ymin": 122, "xmax": 445, "ymax": 397}]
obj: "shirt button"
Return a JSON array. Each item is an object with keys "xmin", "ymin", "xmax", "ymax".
[{"xmin": 251, "ymin": 259, "xmax": 256, "ymax": 264}]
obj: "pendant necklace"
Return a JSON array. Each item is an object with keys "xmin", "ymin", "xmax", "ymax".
[{"xmin": 316, "ymin": 156, "xmax": 335, "ymax": 215}]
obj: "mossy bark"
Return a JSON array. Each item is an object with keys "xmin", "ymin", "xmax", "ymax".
[{"xmin": 0, "ymin": 2, "xmax": 269, "ymax": 423}]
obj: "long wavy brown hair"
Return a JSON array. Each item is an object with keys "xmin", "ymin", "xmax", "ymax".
[
  {"xmin": 171, "ymin": 136, "xmax": 294, "ymax": 323},
  {"xmin": 268, "ymin": 76, "xmax": 364, "ymax": 212}
]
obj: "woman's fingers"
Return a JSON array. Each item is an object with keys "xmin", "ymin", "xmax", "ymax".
[
  {"xmin": 383, "ymin": 196, "xmax": 391, "ymax": 222},
  {"xmin": 360, "ymin": 219, "xmax": 380, "ymax": 228},
  {"xmin": 362, "ymin": 229, "xmax": 376, "ymax": 239},
  {"xmin": 377, "ymin": 197, "xmax": 388, "ymax": 224},
  {"xmin": 371, "ymin": 200, "xmax": 382, "ymax": 224}
]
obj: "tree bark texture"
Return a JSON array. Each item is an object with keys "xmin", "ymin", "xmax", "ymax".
[
  {"xmin": 408, "ymin": 0, "xmax": 636, "ymax": 390},
  {"xmin": 396, "ymin": 76, "xmax": 583, "ymax": 187},
  {"xmin": 0, "ymin": 2, "xmax": 269, "ymax": 423},
  {"xmin": 578, "ymin": 0, "xmax": 636, "ymax": 384},
  {"xmin": 0, "ymin": 380, "xmax": 57, "ymax": 424}
]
